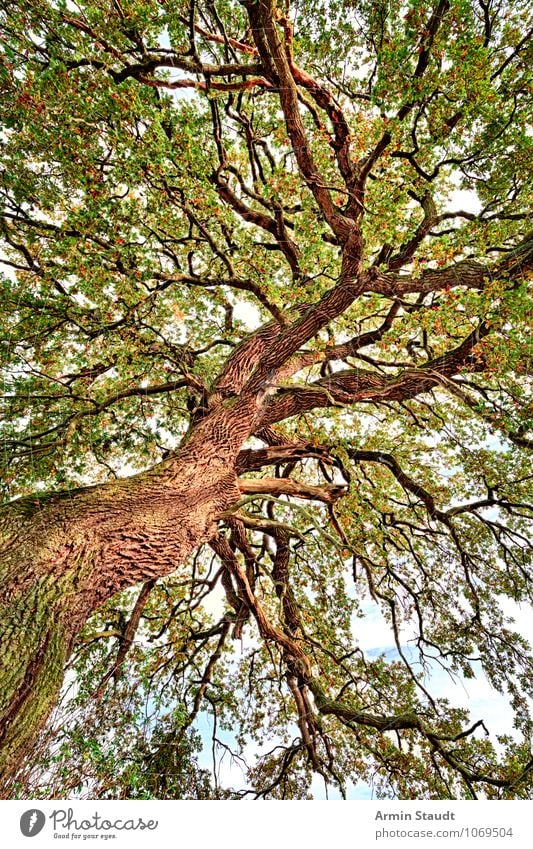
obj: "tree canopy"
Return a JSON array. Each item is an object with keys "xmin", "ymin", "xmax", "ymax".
[{"xmin": 0, "ymin": 0, "xmax": 532, "ymax": 799}]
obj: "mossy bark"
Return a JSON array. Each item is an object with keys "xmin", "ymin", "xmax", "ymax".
[
  {"xmin": 0, "ymin": 395, "xmax": 260, "ymax": 793},
  {"xmin": 0, "ymin": 575, "xmax": 76, "ymax": 791}
]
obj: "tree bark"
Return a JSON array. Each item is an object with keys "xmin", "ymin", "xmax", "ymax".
[{"xmin": 0, "ymin": 394, "xmax": 259, "ymax": 791}]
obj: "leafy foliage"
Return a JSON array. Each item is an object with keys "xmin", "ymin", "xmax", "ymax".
[{"xmin": 1, "ymin": 0, "xmax": 532, "ymax": 799}]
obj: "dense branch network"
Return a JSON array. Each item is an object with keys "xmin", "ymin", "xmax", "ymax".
[{"xmin": 1, "ymin": 0, "xmax": 532, "ymax": 799}]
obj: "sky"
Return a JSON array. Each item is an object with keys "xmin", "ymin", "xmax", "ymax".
[
  {"xmin": 2, "ymin": 26, "xmax": 528, "ymax": 802},
  {"xmin": 191, "ymin": 590, "xmax": 532, "ymax": 799}
]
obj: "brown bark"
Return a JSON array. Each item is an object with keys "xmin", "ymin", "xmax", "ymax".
[
  {"xmin": 0, "ymin": 393, "xmax": 261, "ymax": 791},
  {"xmin": 1, "ymin": 235, "xmax": 526, "ymax": 790},
  {"xmin": 0, "ymin": 251, "xmax": 514, "ymax": 791},
  {"xmin": 1, "ymin": 0, "xmax": 530, "ymax": 800}
]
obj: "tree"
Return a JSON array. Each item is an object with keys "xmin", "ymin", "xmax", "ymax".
[{"xmin": 0, "ymin": 0, "xmax": 531, "ymax": 799}]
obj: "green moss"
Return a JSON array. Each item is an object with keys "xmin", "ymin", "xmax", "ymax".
[{"xmin": 0, "ymin": 575, "xmax": 75, "ymax": 785}]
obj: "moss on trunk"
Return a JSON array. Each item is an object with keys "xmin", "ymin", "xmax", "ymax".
[{"xmin": 0, "ymin": 393, "xmax": 262, "ymax": 792}]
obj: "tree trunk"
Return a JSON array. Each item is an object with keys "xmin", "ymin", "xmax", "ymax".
[{"xmin": 0, "ymin": 395, "xmax": 259, "ymax": 792}]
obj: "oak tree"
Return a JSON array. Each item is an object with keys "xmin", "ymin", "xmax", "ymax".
[{"xmin": 0, "ymin": 0, "xmax": 532, "ymax": 798}]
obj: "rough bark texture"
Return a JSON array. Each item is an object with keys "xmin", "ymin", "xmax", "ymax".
[
  {"xmin": 0, "ymin": 394, "xmax": 259, "ymax": 791},
  {"xmin": 1, "ymin": 0, "xmax": 531, "ymax": 797}
]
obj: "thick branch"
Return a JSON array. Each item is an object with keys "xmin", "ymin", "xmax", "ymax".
[
  {"xmin": 238, "ymin": 477, "xmax": 346, "ymax": 504},
  {"xmin": 236, "ymin": 442, "xmax": 334, "ymax": 473},
  {"xmin": 245, "ymin": 0, "xmax": 353, "ymax": 242},
  {"xmin": 261, "ymin": 324, "xmax": 488, "ymax": 425}
]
